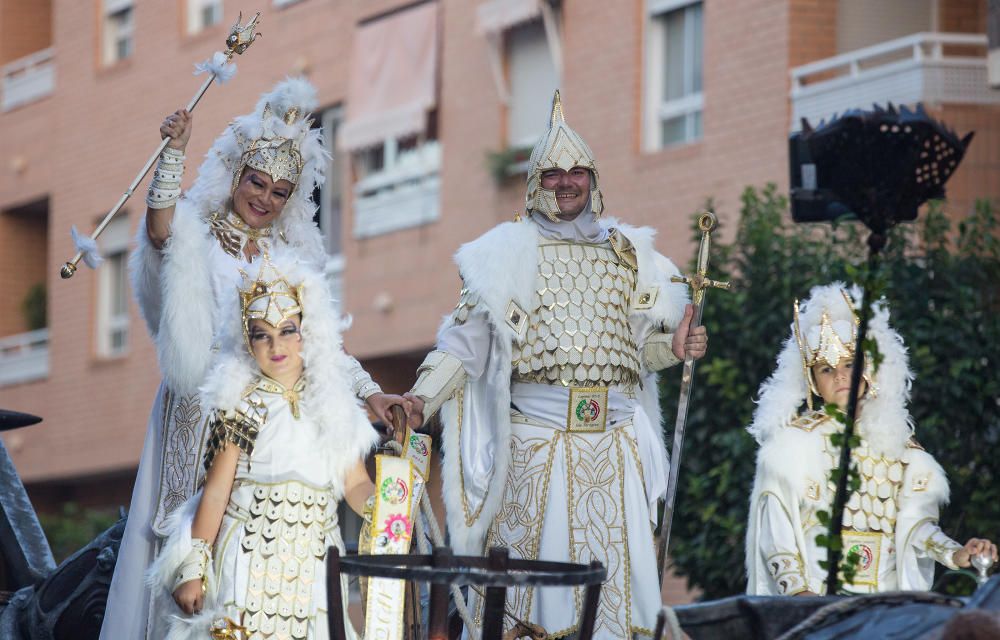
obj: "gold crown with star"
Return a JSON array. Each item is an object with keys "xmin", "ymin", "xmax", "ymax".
[
  {"xmin": 238, "ymin": 257, "xmax": 303, "ymax": 350},
  {"xmin": 231, "ymin": 102, "xmax": 312, "ymax": 196},
  {"xmin": 793, "ymin": 289, "xmax": 875, "ymax": 408}
]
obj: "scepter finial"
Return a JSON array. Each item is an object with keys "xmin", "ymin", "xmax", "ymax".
[{"xmin": 225, "ymin": 11, "xmax": 262, "ymax": 59}]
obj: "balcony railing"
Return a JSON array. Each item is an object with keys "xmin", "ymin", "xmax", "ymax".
[
  {"xmin": 352, "ymin": 141, "xmax": 441, "ymax": 238},
  {"xmin": 2, "ymin": 48, "xmax": 55, "ymax": 112},
  {"xmin": 0, "ymin": 329, "xmax": 49, "ymax": 387},
  {"xmin": 790, "ymin": 32, "xmax": 998, "ymax": 130}
]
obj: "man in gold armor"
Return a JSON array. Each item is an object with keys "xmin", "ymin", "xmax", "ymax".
[
  {"xmin": 405, "ymin": 92, "xmax": 707, "ymax": 638},
  {"xmin": 745, "ymin": 283, "xmax": 997, "ymax": 596}
]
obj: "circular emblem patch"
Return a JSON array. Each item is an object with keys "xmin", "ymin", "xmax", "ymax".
[
  {"xmin": 849, "ymin": 543, "xmax": 875, "ymax": 570},
  {"xmin": 409, "ymin": 435, "xmax": 429, "ymax": 457},
  {"xmin": 379, "ymin": 476, "xmax": 409, "ymax": 505},
  {"xmin": 575, "ymin": 398, "xmax": 601, "ymax": 424}
]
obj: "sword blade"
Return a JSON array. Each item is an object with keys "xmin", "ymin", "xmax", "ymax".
[{"xmin": 657, "ymin": 301, "xmax": 705, "ymax": 597}]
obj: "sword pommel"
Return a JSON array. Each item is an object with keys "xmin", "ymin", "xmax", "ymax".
[{"xmin": 697, "ymin": 211, "xmax": 718, "ymax": 233}]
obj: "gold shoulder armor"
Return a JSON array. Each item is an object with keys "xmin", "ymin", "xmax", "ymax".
[
  {"xmin": 608, "ymin": 229, "xmax": 638, "ymax": 272},
  {"xmin": 789, "ymin": 411, "xmax": 830, "ymax": 432},
  {"xmin": 203, "ymin": 391, "xmax": 267, "ymax": 472},
  {"xmin": 451, "ymin": 285, "xmax": 481, "ymax": 325}
]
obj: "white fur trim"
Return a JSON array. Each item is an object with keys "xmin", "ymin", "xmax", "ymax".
[
  {"xmin": 453, "ymin": 220, "xmax": 539, "ymax": 345},
  {"xmin": 193, "ymin": 51, "xmax": 236, "ymax": 84},
  {"xmin": 71, "ymin": 225, "xmax": 103, "ymax": 269},
  {"xmin": 154, "ymin": 203, "xmax": 217, "ymax": 396},
  {"xmin": 146, "ymin": 492, "xmax": 209, "ymax": 596},
  {"xmin": 129, "ymin": 220, "xmax": 164, "ymax": 337}
]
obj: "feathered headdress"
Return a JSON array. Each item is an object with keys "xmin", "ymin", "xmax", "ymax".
[
  {"xmin": 183, "ymin": 77, "xmax": 329, "ymax": 251},
  {"xmin": 748, "ymin": 282, "xmax": 915, "ymax": 457}
]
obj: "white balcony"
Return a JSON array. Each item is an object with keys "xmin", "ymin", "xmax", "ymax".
[
  {"xmin": 2, "ymin": 48, "xmax": 55, "ymax": 112},
  {"xmin": 0, "ymin": 329, "xmax": 49, "ymax": 387},
  {"xmin": 791, "ymin": 33, "xmax": 999, "ymax": 130},
  {"xmin": 352, "ymin": 141, "xmax": 441, "ymax": 238}
]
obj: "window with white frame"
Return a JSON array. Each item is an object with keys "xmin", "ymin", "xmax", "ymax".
[
  {"xmin": 102, "ymin": 0, "xmax": 134, "ymax": 66},
  {"xmin": 96, "ymin": 216, "xmax": 130, "ymax": 358},
  {"xmin": 506, "ymin": 19, "xmax": 560, "ymax": 148},
  {"xmin": 187, "ymin": 0, "xmax": 223, "ymax": 35},
  {"xmin": 310, "ymin": 106, "xmax": 346, "ymax": 302},
  {"xmin": 645, "ymin": 0, "xmax": 703, "ymax": 150}
]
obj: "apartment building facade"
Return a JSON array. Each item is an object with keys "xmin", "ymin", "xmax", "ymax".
[{"xmin": 0, "ymin": 0, "xmax": 997, "ymax": 599}]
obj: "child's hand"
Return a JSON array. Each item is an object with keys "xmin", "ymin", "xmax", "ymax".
[{"xmin": 173, "ymin": 579, "xmax": 204, "ymax": 615}]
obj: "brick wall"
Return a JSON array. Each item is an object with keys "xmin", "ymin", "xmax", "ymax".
[
  {"xmin": 940, "ymin": 0, "xmax": 987, "ymax": 33},
  {"xmin": 789, "ymin": 0, "xmax": 837, "ymax": 66},
  {"xmin": 0, "ymin": 0, "xmax": 52, "ymax": 65}
]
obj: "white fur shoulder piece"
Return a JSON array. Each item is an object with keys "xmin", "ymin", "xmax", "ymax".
[
  {"xmin": 755, "ymin": 425, "xmax": 829, "ymax": 502},
  {"xmin": 612, "ymin": 220, "xmax": 689, "ymax": 330},
  {"xmin": 156, "ymin": 202, "xmax": 217, "ymax": 396},
  {"xmin": 453, "ymin": 220, "xmax": 540, "ymax": 343}
]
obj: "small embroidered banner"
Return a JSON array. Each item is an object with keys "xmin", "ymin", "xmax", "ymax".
[
  {"xmin": 364, "ymin": 455, "xmax": 422, "ymax": 640},
  {"xmin": 842, "ymin": 530, "xmax": 882, "ymax": 588},
  {"xmin": 403, "ymin": 427, "xmax": 433, "ymax": 481}
]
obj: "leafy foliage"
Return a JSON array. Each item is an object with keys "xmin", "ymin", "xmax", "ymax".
[
  {"xmin": 660, "ymin": 185, "xmax": 1000, "ymax": 599},
  {"xmin": 21, "ymin": 282, "xmax": 46, "ymax": 331},
  {"xmin": 38, "ymin": 502, "xmax": 120, "ymax": 563}
]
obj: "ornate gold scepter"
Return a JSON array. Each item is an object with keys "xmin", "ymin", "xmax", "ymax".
[
  {"xmin": 657, "ymin": 211, "xmax": 731, "ymax": 596},
  {"xmin": 60, "ymin": 12, "xmax": 262, "ymax": 279}
]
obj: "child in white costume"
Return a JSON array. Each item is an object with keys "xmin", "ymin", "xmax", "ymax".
[
  {"xmin": 103, "ymin": 78, "xmax": 401, "ymax": 640},
  {"xmin": 150, "ymin": 253, "xmax": 380, "ymax": 640},
  {"xmin": 745, "ymin": 283, "xmax": 996, "ymax": 596}
]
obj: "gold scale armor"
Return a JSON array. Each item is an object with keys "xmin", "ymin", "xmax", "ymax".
[
  {"xmin": 800, "ymin": 413, "xmax": 905, "ymax": 535},
  {"xmin": 457, "ymin": 232, "xmax": 642, "ymax": 389},
  {"xmin": 236, "ymin": 481, "xmax": 334, "ymax": 639}
]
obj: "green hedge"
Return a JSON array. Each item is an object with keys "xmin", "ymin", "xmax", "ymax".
[{"xmin": 660, "ymin": 185, "xmax": 1000, "ymax": 598}]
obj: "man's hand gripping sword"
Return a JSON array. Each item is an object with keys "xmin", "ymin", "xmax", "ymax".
[
  {"xmin": 657, "ymin": 211, "xmax": 730, "ymax": 597},
  {"xmin": 60, "ymin": 12, "xmax": 262, "ymax": 279}
]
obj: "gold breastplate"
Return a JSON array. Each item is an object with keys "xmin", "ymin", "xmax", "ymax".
[{"xmin": 511, "ymin": 241, "xmax": 641, "ymax": 388}]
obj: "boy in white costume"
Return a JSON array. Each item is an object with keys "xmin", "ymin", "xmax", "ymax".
[
  {"xmin": 102, "ymin": 78, "xmax": 404, "ymax": 639},
  {"xmin": 149, "ymin": 252, "xmax": 380, "ymax": 640},
  {"xmin": 404, "ymin": 92, "xmax": 708, "ymax": 638},
  {"xmin": 745, "ymin": 283, "xmax": 997, "ymax": 596}
]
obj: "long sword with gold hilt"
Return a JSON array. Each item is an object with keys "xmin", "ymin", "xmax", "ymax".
[
  {"xmin": 657, "ymin": 211, "xmax": 730, "ymax": 594},
  {"xmin": 59, "ymin": 11, "xmax": 262, "ymax": 280}
]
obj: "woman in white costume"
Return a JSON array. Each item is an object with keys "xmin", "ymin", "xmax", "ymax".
[
  {"xmin": 149, "ymin": 252, "xmax": 379, "ymax": 640},
  {"xmin": 102, "ymin": 78, "xmax": 403, "ymax": 639},
  {"xmin": 745, "ymin": 283, "xmax": 997, "ymax": 596}
]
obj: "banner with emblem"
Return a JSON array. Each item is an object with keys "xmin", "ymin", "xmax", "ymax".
[
  {"xmin": 364, "ymin": 455, "xmax": 423, "ymax": 640},
  {"xmin": 403, "ymin": 427, "xmax": 433, "ymax": 481}
]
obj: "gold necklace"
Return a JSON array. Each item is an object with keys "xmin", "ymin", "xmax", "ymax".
[
  {"xmin": 209, "ymin": 210, "xmax": 273, "ymax": 260},
  {"xmin": 257, "ymin": 375, "xmax": 306, "ymax": 420}
]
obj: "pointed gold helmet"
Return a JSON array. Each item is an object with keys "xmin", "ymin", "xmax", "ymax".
[{"xmin": 525, "ymin": 90, "xmax": 605, "ymax": 221}]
